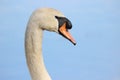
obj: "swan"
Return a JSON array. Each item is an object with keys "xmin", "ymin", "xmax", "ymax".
[{"xmin": 25, "ymin": 8, "xmax": 76, "ymax": 80}]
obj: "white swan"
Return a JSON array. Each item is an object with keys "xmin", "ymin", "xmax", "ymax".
[{"xmin": 25, "ymin": 8, "xmax": 76, "ymax": 80}]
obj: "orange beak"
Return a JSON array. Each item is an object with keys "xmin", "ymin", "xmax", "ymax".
[{"xmin": 58, "ymin": 23, "xmax": 76, "ymax": 45}]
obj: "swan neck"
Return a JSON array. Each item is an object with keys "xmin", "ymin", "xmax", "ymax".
[{"xmin": 25, "ymin": 24, "xmax": 51, "ymax": 80}]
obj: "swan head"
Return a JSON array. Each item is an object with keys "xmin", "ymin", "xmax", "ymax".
[{"xmin": 32, "ymin": 8, "xmax": 76, "ymax": 45}]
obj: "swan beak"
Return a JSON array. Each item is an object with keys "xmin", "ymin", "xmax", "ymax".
[{"xmin": 59, "ymin": 23, "xmax": 76, "ymax": 45}]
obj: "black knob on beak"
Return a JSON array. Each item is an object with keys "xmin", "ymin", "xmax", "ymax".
[{"xmin": 55, "ymin": 16, "xmax": 72, "ymax": 29}]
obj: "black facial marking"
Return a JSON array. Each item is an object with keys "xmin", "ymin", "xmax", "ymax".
[{"xmin": 55, "ymin": 16, "xmax": 72, "ymax": 29}]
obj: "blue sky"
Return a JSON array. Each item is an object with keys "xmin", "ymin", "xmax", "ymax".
[{"xmin": 0, "ymin": 0, "xmax": 120, "ymax": 80}]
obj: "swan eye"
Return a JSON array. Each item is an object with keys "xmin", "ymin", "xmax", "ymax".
[{"xmin": 55, "ymin": 16, "xmax": 72, "ymax": 30}]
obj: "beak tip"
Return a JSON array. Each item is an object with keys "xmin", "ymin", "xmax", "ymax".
[{"xmin": 73, "ymin": 42, "xmax": 76, "ymax": 46}]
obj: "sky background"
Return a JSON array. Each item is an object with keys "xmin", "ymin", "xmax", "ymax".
[{"xmin": 0, "ymin": 0, "xmax": 120, "ymax": 80}]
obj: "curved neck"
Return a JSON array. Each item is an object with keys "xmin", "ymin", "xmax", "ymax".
[{"xmin": 25, "ymin": 23, "xmax": 51, "ymax": 80}]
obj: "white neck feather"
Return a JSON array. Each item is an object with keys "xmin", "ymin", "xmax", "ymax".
[{"xmin": 25, "ymin": 22, "xmax": 51, "ymax": 80}]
